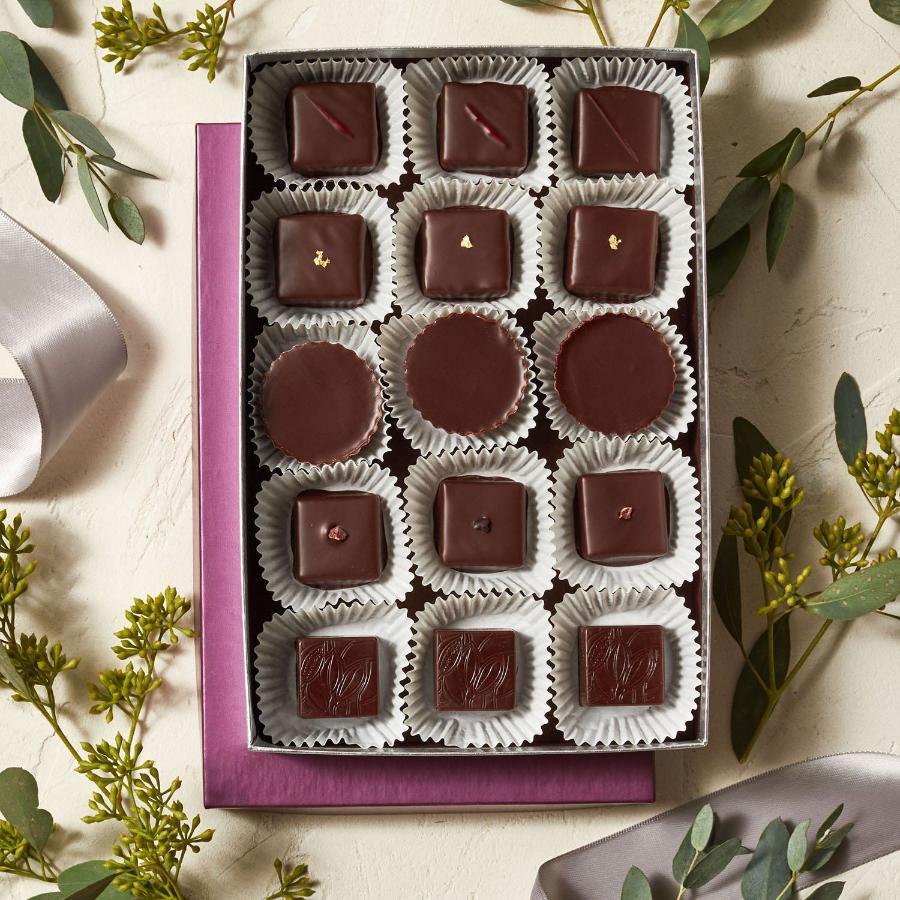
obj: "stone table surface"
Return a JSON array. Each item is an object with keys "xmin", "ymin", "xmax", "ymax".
[{"xmin": 0, "ymin": 0, "xmax": 898, "ymax": 896}]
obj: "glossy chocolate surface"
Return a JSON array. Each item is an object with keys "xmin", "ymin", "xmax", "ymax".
[
  {"xmin": 565, "ymin": 205, "xmax": 659, "ymax": 300},
  {"xmin": 405, "ymin": 312, "xmax": 526, "ymax": 435},
  {"xmin": 262, "ymin": 341, "xmax": 382, "ymax": 465},
  {"xmin": 287, "ymin": 82, "xmax": 380, "ymax": 175},
  {"xmin": 275, "ymin": 213, "xmax": 373, "ymax": 307},
  {"xmin": 296, "ymin": 635, "xmax": 380, "ymax": 718},
  {"xmin": 434, "ymin": 476, "xmax": 527, "ymax": 572},
  {"xmin": 437, "ymin": 81, "xmax": 530, "ymax": 176},
  {"xmin": 554, "ymin": 314, "xmax": 676, "ymax": 435},
  {"xmin": 434, "ymin": 629, "xmax": 517, "ymax": 711},
  {"xmin": 578, "ymin": 625, "xmax": 665, "ymax": 706},
  {"xmin": 572, "ymin": 85, "xmax": 661, "ymax": 177},
  {"xmin": 575, "ymin": 470, "xmax": 668, "ymax": 565},
  {"xmin": 291, "ymin": 489, "xmax": 386, "ymax": 587},
  {"xmin": 416, "ymin": 206, "xmax": 512, "ymax": 300}
]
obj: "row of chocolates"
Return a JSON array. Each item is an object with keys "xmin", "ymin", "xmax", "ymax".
[
  {"xmin": 252, "ymin": 589, "xmax": 702, "ymax": 749},
  {"xmin": 246, "ymin": 56, "xmax": 694, "ymax": 190}
]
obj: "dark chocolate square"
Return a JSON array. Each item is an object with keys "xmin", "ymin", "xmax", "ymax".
[
  {"xmin": 437, "ymin": 81, "xmax": 530, "ymax": 176},
  {"xmin": 565, "ymin": 205, "xmax": 659, "ymax": 299},
  {"xmin": 433, "ymin": 629, "xmax": 517, "ymax": 711},
  {"xmin": 291, "ymin": 489, "xmax": 386, "ymax": 588},
  {"xmin": 434, "ymin": 476, "xmax": 527, "ymax": 572},
  {"xmin": 275, "ymin": 213, "xmax": 373, "ymax": 307},
  {"xmin": 417, "ymin": 206, "xmax": 512, "ymax": 300},
  {"xmin": 578, "ymin": 625, "xmax": 665, "ymax": 706},
  {"xmin": 296, "ymin": 636, "xmax": 379, "ymax": 718},
  {"xmin": 572, "ymin": 85, "xmax": 661, "ymax": 177},
  {"xmin": 575, "ymin": 470, "xmax": 668, "ymax": 565},
  {"xmin": 287, "ymin": 81, "xmax": 380, "ymax": 176}
]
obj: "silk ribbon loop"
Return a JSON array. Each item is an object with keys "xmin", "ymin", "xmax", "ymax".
[
  {"xmin": 0, "ymin": 210, "xmax": 127, "ymax": 497},
  {"xmin": 533, "ymin": 752, "xmax": 900, "ymax": 899}
]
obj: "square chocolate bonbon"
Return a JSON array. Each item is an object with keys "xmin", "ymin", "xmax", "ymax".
[
  {"xmin": 291, "ymin": 489, "xmax": 386, "ymax": 587},
  {"xmin": 578, "ymin": 625, "xmax": 665, "ymax": 706},
  {"xmin": 437, "ymin": 81, "xmax": 530, "ymax": 176},
  {"xmin": 296, "ymin": 635, "xmax": 380, "ymax": 718},
  {"xmin": 434, "ymin": 476, "xmax": 527, "ymax": 572},
  {"xmin": 287, "ymin": 81, "xmax": 380, "ymax": 176},
  {"xmin": 575, "ymin": 470, "xmax": 668, "ymax": 565},
  {"xmin": 433, "ymin": 629, "xmax": 517, "ymax": 711}
]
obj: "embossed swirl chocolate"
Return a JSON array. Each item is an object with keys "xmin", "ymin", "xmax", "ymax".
[
  {"xmin": 578, "ymin": 625, "xmax": 665, "ymax": 707},
  {"xmin": 296, "ymin": 635, "xmax": 380, "ymax": 718},
  {"xmin": 433, "ymin": 628, "xmax": 517, "ymax": 711}
]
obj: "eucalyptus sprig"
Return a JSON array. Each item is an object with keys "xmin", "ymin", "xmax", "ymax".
[
  {"xmin": 715, "ymin": 374, "xmax": 900, "ymax": 762},
  {"xmin": 0, "ymin": 32, "xmax": 154, "ymax": 242},
  {"xmin": 620, "ymin": 802, "xmax": 851, "ymax": 899},
  {"xmin": 94, "ymin": 0, "xmax": 240, "ymax": 82},
  {"xmin": 0, "ymin": 513, "xmax": 315, "ymax": 899}
]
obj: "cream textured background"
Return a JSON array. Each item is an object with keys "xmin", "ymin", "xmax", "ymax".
[{"xmin": 0, "ymin": 0, "xmax": 898, "ymax": 897}]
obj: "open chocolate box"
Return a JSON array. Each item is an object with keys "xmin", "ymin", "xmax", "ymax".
[{"xmin": 239, "ymin": 46, "xmax": 710, "ymax": 756}]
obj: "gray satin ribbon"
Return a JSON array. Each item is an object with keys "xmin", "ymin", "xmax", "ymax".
[
  {"xmin": 533, "ymin": 753, "xmax": 900, "ymax": 899},
  {"xmin": 0, "ymin": 210, "xmax": 126, "ymax": 496}
]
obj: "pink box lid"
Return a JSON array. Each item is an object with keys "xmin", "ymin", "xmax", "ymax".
[{"xmin": 195, "ymin": 122, "xmax": 655, "ymax": 809}]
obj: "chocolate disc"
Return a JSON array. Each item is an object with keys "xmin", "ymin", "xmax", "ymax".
[
  {"xmin": 262, "ymin": 341, "xmax": 382, "ymax": 465},
  {"xmin": 404, "ymin": 312, "xmax": 527, "ymax": 435},
  {"xmin": 554, "ymin": 315, "xmax": 675, "ymax": 435}
]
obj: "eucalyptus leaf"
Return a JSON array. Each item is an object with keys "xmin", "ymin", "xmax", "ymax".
[
  {"xmin": 815, "ymin": 805, "xmax": 845, "ymax": 843},
  {"xmin": 787, "ymin": 819, "xmax": 810, "ymax": 872},
  {"xmin": 714, "ymin": 533, "xmax": 743, "ymax": 646},
  {"xmin": 92, "ymin": 155, "xmax": 157, "ymax": 179},
  {"xmin": 683, "ymin": 838, "xmax": 748, "ymax": 889},
  {"xmin": 707, "ymin": 223, "xmax": 750, "ymax": 296},
  {"xmin": 0, "ymin": 767, "xmax": 53, "ymax": 851},
  {"xmin": 23, "ymin": 109, "xmax": 64, "ymax": 202},
  {"xmin": 620, "ymin": 866, "xmax": 653, "ymax": 900},
  {"xmin": 806, "ymin": 884, "xmax": 845, "ymax": 900},
  {"xmin": 818, "ymin": 822, "xmax": 853, "ymax": 850},
  {"xmin": 0, "ymin": 31, "xmax": 35, "ymax": 109},
  {"xmin": 57, "ymin": 860, "xmax": 117, "ymax": 900},
  {"xmin": 781, "ymin": 131, "xmax": 805, "ymax": 174},
  {"xmin": 51, "ymin": 110, "xmax": 115, "ymax": 157},
  {"xmin": 807, "ymin": 76, "xmax": 861, "ymax": 98},
  {"xmin": 108, "ymin": 195, "xmax": 145, "ymax": 244},
  {"xmin": 675, "ymin": 11, "xmax": 711, "ymax": 93},
  {"xmin": 870, "ymin": 0, "xmax": 900, "ymax": 24},
  {"xmin": 76, "ymin": 155, "xmax": 108, "ymax": 231},
  {"xmin": 805, "ymin": 558, "xmax": 900, "ymax": 620},
  {"xmin": 672, "ymin": 823, "xmax": 696, "ymax": 884},
  {"xmin": 699, "ymin": 0, "xmax": 776, "ymax": 41},
  {"xmin": 733, "ymin": 415, "xmax": 777, "ymax": 487},
  {"xmin": 17, "ymin": 0, "xmax": 54, "ymax": 28},
  {"xmin": 833, "ymin": 372, "xmax": 866, "ymax": 466},
  {"xmin": 691, "ymin": 804, "xmax": 715, "ymax": 851},
  {"xmin": 731, "ymin": 617, "xmax": 790, "ymax": 762},
  {"xmin": 765, "ymin": 183, "xmax": 795, "ymax": 271},
  {"xmin": 739, "ymin": 128, "xmax": 803, "ymax": 178},
  {"xmin": 806, "ymin": 824, "xmax": 854, "ymax": 872},
  {"xmin": 741, "ymin": 818, "xmax": 792, "ymax": 900},
  {"xmin": 0, "ymin": 641, "xmax": 28, "ymax": 695},
  {"xmin": 707, "ymin": 177, "xmax": 770, "ymax": 249},
  {"xmin": 498, "ymin": 0, "xmax": 540, "ymax": 5},
  {"xmin": 23, "ymin": 43, "xmax": 66, "ymax": 110},
  {"xmin": 819, "ymin": 119, "xmax": 835, "ymax": 150}
]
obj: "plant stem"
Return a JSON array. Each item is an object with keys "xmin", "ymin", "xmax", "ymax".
[
  {"xmin": 779, "ymin": 620, "xmax": 833, "ymax": 693},
  {"xmin": 575, "ymin": 0, "xmax": 609, "ymax": 45},
  {"xmin": 645, "ymin": 0, "xmax": 672, "ymax": 46},
  {"xmin": 675, "ymin": 849, "xmax": 701, "ymax": 899},
  {"xmin": 806, "ymin": 63, "xmax": 900, "ymax": 141}
]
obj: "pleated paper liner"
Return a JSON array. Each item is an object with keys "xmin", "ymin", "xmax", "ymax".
[
  {"xmin": 550, "ymin": 587, "xmax": 702, "ymax": 746},
  {"xmin": 254, "ymin": 601, "xmax": 413, "ymax": 749},
  {"xmin": 402, "ymin": 592, "xmax": 551, "ymax": 748}
]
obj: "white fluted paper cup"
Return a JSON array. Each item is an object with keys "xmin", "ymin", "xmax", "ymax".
[
  {"xmin": 246, "ymin": 187, "xmax": 394, "ymax": 328},
  {"xmin": 405, "ymin": 446, "xmax": 555, "ymax": 598},
  {"xmin": 550, "ymin": 587, "xmax": 701, "ymax": 746},
  {"xmin": 250, "ymin": 322, "xmax": 389, "ymax": 473},
  {"xmin": 254, "ymin": 602, "xmax": 412, "ymax": 748},
  {"xmin": 247, "ymin": 57, "xmax": 406, "ymax": 189},
  {"xmin": 402, "ymin": 593, "xmax": 551, "ymax": 748},
  {"xmin": 533, "ymin": 307, "xmax": 696, "ymax": 443},
  {"xmin": 378, "ymin": 309, "xmax": 537, "ymax": 454},
  {"xmin": 393, "ymin": 178, "xmax": 540, "ymax": 316},
  {"xmin": 405, "ymin": 55, "xmax": 552, "ymax": 189},
  {"xmin": 550, "ymin": 56, "xmax": 694, "ymax": 190},
  {"xmin": 540, "ymin": 177, "xmax": 693, "ymax": 317},
  {"xmin": 552, "ymin": 437, "xmax": 701, "ymax": 593},
  {"xmin": 255, "ymin": 461, "xmax": 412, "ymax": 611}
]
